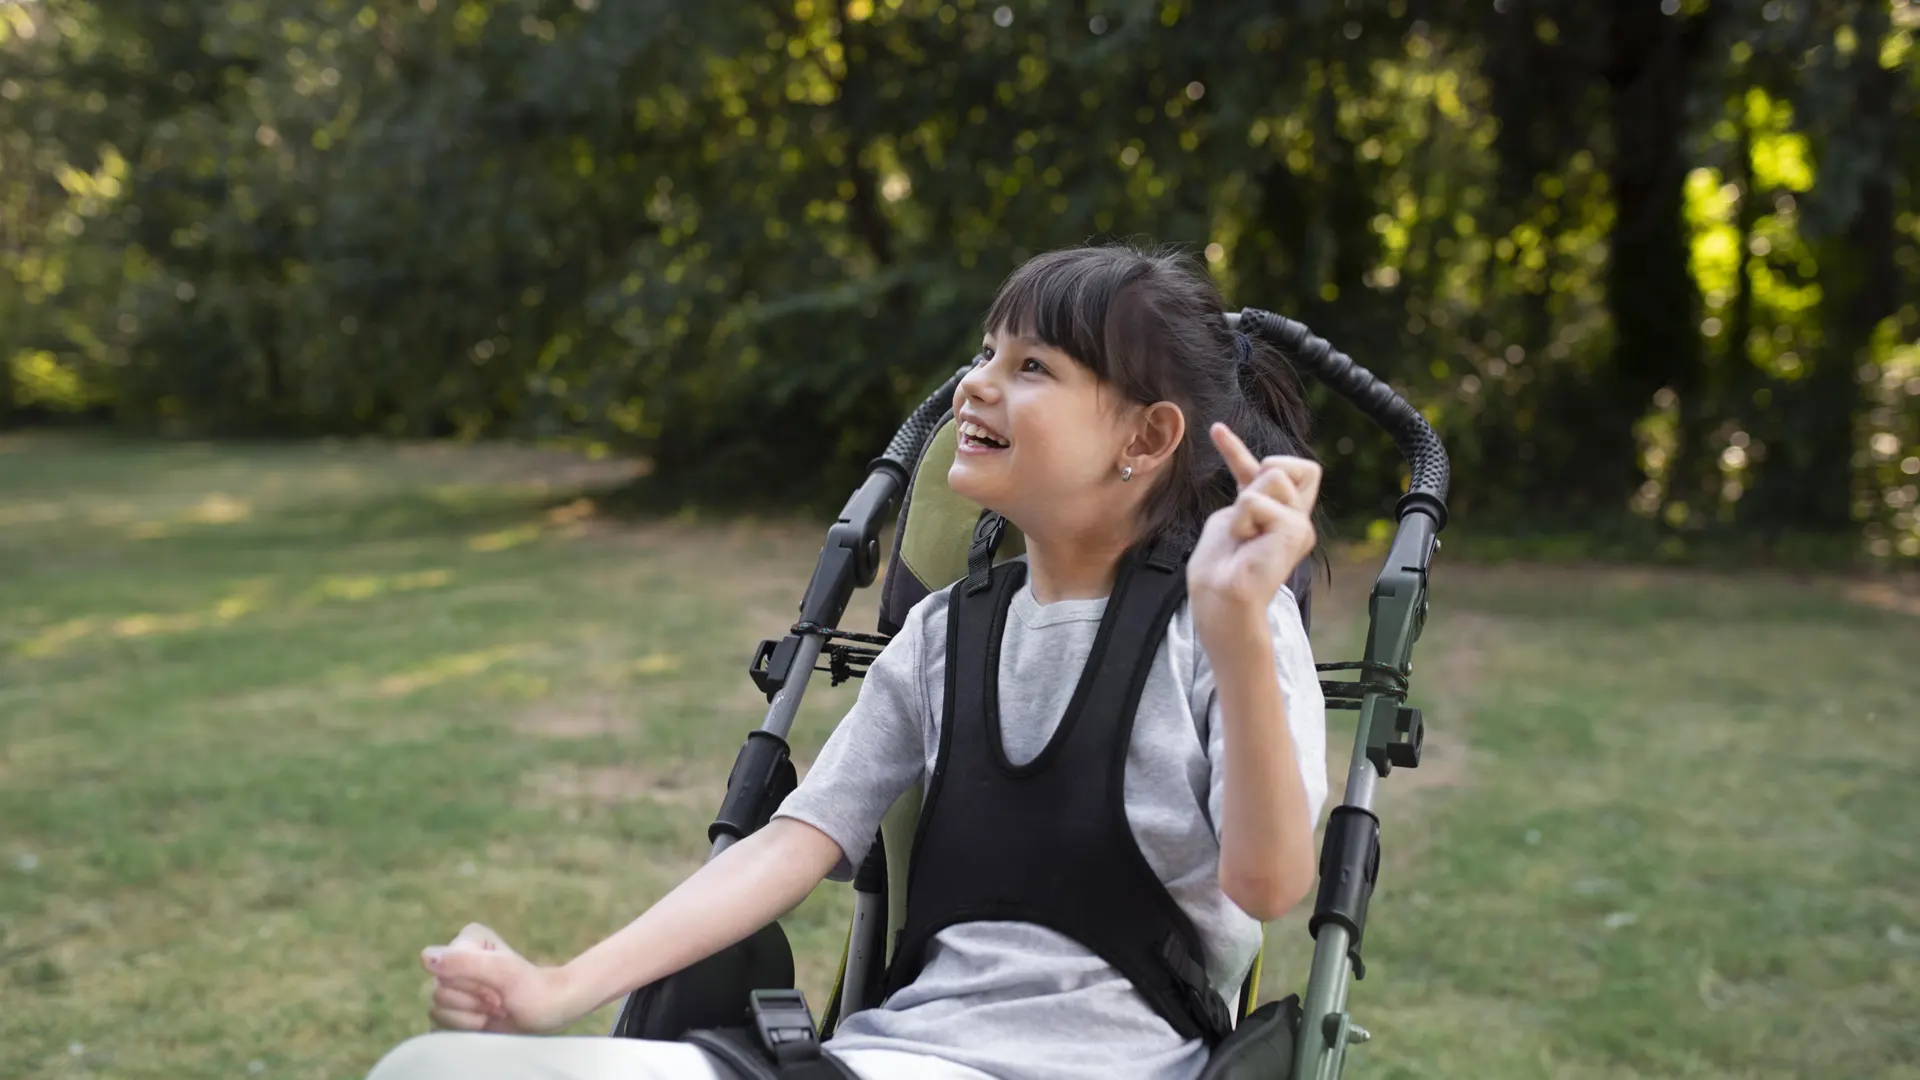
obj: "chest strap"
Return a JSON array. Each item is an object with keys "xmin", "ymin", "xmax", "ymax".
[{"xmin": 880, "ymin": 542, "xmax": 1234, "ymax": 1044}]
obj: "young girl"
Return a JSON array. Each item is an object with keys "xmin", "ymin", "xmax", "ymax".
[{"xmin": 366, "ymin": 244, "xmax": 1330, "ymax": 1080}]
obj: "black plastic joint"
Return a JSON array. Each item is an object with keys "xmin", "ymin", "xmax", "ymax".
[
  {"xmin": 797, "ymin": 542, "xmax": 859, "ymax": 629},
  {"xmin": 1365, "ymin": 704, "xmax": 1425, "ymax": 775},
  {"xmin": 1395, "ymin": 490, "xmax": 1449, "ymax": 532},
  {"xmin": 863, "ymin": 456, "xmax": 909, "ymax": 493},
  {"xmin": 709, "ymin": 731, "xmax": 798, "ymax": 844},
  {"xmin": 749, "ymin": 635, "xmax": 801, "ymax": 702},
  {"xmin": 1389, "ymin": 706, "xmax": 1424, "ymax": 769},
  {"xmin": 1308, "ymin": 805, "xmax": 1381, "ymax": 979}
]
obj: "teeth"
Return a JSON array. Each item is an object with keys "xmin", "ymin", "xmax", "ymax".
[{"xmin": 960, "ymin": 420, "xmax": 1005, "ymax": 446}]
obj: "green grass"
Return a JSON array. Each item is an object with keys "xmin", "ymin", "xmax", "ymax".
[{"xmin": 3, "ymin": 434, "xmax": 1915, "ymax": 1080}]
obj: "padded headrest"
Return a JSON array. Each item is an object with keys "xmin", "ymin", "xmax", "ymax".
[
  {"xmin": 878, "ymin": 416, "xmax": 1026, "ymax": 634},
  {"xmin": 899, "ymin": 417, "xmax": 1028, "ymax": 586}
]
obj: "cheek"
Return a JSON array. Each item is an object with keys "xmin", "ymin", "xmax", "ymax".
[{"xmin": 1018, "ymin": 426, "xmax": 1110, "ymax": 484}]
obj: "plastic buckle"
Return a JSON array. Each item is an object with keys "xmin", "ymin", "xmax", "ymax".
[
  {"xmin": 971, "ymin": 510, "xmax": 1005, "ymax": 549},
  {"xmin": 965, "ymin": 512, "xmax": 1006, "ymax": 595},
  {"xmin": 748, "ymin": 988, "xmax": 821, "ymax": 1066}
]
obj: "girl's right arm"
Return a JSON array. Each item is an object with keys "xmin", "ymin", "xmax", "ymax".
[
  {"xmin": 423, "ymin": 817, "xmax": 844, "ymax": 1034},
  {"xmin": 427, "ymin": 600, "xmax": 936, "ymax": 1035}
]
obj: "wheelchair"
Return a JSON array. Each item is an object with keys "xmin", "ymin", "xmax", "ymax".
[{"xmin": 607, "ymin": 310, "xmax": 1451, "ymax": 1080}]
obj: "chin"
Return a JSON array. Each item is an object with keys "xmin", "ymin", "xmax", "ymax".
[{"xmin": 947, "ymin": 461, "xmax": 1001, "ymax": 511}]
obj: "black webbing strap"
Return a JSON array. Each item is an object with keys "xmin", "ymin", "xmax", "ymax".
[
  {"xmin": 964, "ymin": 510, "xmax": 1008, "ymax": 594},
  {"xmin": 1161, "ymin": 933, "xmax": 1236, "ymax": 1042},
  {"xmin": 684, "ymin": 990, "xmax": 857, "ymax": 1080},
  {"xmin": 684, "ymin": 1029, "xmax": 855, "ymax": 1080}
]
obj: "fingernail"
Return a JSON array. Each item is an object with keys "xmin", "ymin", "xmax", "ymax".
[{"xmin": 422, "ymin": 947, "xmax": 444, "ymax": 965}]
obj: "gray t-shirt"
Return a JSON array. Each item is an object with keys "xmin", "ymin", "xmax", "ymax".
[{"xmin": 772, "ymin": 561, "xmax": 1328, "ymax": 1080}]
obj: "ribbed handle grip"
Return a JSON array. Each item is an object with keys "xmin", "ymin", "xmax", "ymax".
[
  {"xmin": 1237, "ymin": 309, "xmax": 1450, "ymax": 528},
  {"xmin": 876, "ymin": 364, "xmax": 969, "ymax": 477}
]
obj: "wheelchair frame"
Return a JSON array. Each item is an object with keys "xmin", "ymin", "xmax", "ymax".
[{"xmin": 617, "ymin": 309, "xmax": 1451, "ymax": 1080}]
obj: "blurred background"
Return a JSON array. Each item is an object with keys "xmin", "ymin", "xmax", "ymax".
[
  {"xmin": 1, "ymin": 0, "xmax": 1916, "ymax": 555},
  {"xmin": 2, "ymin": 3, "xmax": 1918, "ymax": 1079}
]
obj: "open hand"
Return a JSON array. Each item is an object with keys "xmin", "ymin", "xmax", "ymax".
[
  {"xmin": 1188, "ymin": 423, "xmax": 1321, "ymax": 621},
  {"xmin": 422, "ymin": 923, "xmax": 583, "ymax": 1035}
]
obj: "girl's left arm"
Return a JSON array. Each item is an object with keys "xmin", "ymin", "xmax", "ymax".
[
  {"xmin": 1188, "ymin": 422, "xmax": 1326, "ymax": 921},
  {"xmin": 1205, "ymin": 603, "xmax": 1318, "ymax": 921}
]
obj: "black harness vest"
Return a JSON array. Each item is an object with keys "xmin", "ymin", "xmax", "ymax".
[{"xmin": 878, "ymin": 540, "xmax": 1236, "ymax": 1044}]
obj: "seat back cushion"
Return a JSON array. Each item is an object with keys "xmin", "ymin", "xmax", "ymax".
[{"xmin": 878, "ymin": 416, "xmax": 1025, "ymax": 636}]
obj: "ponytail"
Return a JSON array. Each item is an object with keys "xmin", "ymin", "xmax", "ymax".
[{"xmin": 1228, "ymin": 328, "xmax": 1332, "ymax": 628}]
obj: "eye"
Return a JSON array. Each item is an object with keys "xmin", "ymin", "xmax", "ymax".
[{"xmin": 1020, "ymin": 357, "xmax": 1049, "ymax": 375}]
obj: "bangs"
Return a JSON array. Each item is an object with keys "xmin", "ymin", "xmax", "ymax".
[{"xmin": 983, "ymin": 247, "xmax": 1148, "ymax": 380}]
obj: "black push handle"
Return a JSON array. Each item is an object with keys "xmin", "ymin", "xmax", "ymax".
[
  {"xmin": 871, "ymin": 364, "xmax": 971, "ymax": 483},
  {"xmin": 786, "ymin": 363, "xmax": 971, "ymax": 641},
  {"xmin": 1235, "ymin": 309, "xmax": 1450, "ymax": 530}
]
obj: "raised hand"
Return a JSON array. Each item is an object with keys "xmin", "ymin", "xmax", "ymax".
[
  {"xmin": 1188, "ymin": 423, "xmax": 1321, "ymax": 620},
  {"xmin": 422, "ymin": 923, "xmax": 584, "ymax": 1036}
]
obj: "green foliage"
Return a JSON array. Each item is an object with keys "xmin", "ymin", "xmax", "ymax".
[{"xmin": 0, "ymin": 0, "xmax": 1916, "ymax": 555}]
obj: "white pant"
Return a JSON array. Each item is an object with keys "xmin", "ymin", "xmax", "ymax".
[{"xmin": 365, "ymin": 1033, "xmax": 997, "ymax": 1080}]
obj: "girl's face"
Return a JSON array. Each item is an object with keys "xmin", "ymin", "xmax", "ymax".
[{"xmin": 948, "ymin": 328, "xmax": 1138, "ymax": 536}]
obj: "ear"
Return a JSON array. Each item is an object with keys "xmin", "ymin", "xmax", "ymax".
[{"xmin": 1121, "ymin": 401, "xmax": 1186, "ymax": 480}]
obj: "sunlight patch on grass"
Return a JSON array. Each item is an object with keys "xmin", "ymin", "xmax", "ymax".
[
  {"xmin": 125, "ymin": 492, "xmax": 254, "ymax": 539},
  {"xmin": 631, "ymin": 651, "xmax": 682, "ymax": 676},
  {"xmin": 375, "ymin": 645, "xmax": 537, "ymax": 698},
  {"xmin": 465, "ymin": 500, "xmax": 599, "ymax": 553},
  {"xmin": 12, "ymin": 572, "xmax": 455, "ymax": 658},
  {"xmin": 468, "ymin": 524, "xmax": 543, "ymax": 552},
  {"xmin": 310, "ymin": 569, "xmax": 454, "ymax": 602}
]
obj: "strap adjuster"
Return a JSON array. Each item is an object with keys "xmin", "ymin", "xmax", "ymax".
[
  {"xmin": 1160, "ymin": 935, "xmax": 1234, "ymax": 1042},
  {"xmin": 748, "ymin": 988, "xmax": 822, "ymax": 1066},
  {"xmin": 965, "ymin": 511, "xmax": 1007, "ymax": 595}
]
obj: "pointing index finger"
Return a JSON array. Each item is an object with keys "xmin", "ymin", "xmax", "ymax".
[{"xmin": 1210, "ymin": 423, "xmax": 1261, "ymax": 489}]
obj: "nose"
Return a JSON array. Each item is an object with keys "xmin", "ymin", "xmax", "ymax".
[{"xmin": 956, "ymin": 355, "xmax": 1000, "ymax": 408}]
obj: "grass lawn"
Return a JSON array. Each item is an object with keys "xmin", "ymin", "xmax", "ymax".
[{"xmin": 2, "ymin": 434, "xmax": 1915, "ymax": 1080}]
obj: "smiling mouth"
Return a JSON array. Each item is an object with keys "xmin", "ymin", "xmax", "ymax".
[{"xmin": 958, "ymin": 419, "xmax": 1009, "ymax": 450}]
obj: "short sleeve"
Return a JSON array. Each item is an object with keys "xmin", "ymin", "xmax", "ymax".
[
  {"xmin": 1196, "ymin": 587, "xmax": 1330, "ymax": 839},
  {"xmin": 771, "ymin": 598, "xmax": 934, "ymax": 880}
]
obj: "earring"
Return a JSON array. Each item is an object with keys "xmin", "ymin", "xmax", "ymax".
[{"xmin": 1120, "ymin": 465, "xmax": 1134, "ymax": 482}]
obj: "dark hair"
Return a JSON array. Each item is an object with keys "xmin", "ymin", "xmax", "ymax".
[{"xmin": 984, "ymin": 243, "xmax": 1329, "ymax": 613}]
